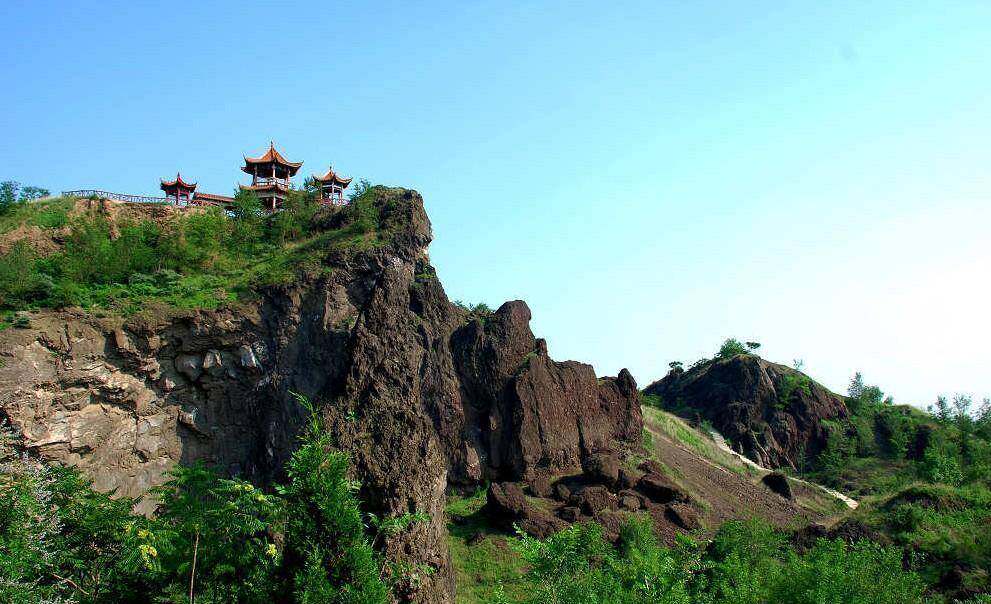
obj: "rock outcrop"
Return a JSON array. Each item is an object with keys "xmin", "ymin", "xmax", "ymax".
[
  {"xmin": 644, "ymin": 354, "xmax": 848, "ymax": 469},
  {"xmin": 0, "ymin": 188, "xmax": 642, "ymax": 604}
]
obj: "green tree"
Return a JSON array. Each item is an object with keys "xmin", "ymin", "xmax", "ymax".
[
  {"xmin": 347, "ymin": 179, "xmax": 372, "ymax": 203},
  {"xmin": 507, "ymin": 518, "xmax": 696, "ymax": 604},
  {"xmin": 769, "ymin": 539, "xmax": 924, "ymax": 604},
  {"xmin": 279, "ymin": 394, "xmax": 388, "ymax": 604},
  {"xmin": 930, "ymin": 396, "xmax": 952, "ymax": 424},
  {"xmin": 229, "ymin": 189, "xmax": 264, "ymax": 250},
  {"xmin": 0, "ymin": 181, "xmax": 19, "ymax": 214},
  {"xmin": 953, "ymin": 394, "xmax": 975, "ymax": 465},
  {"xmin": 848, "ymin": 372, "xmax": 865, "ymax": 400},
  {"xmin": 149, "ymin": 463, "xmax": 283, "ymax": 603},
  {"xmin": 18, "ymin": 186, "xmax": 50, "ymax": 202},
  {"xmin": 271, "ymin": 187, "xmax": 319, "ymax": 243}
]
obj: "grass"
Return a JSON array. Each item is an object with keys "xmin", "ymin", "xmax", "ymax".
[
  {"xmin": 445, "ymin": 489, "xmax": 531, "ymax": 603},
  {"xmin": 846, "ymin": 481, "xmax": 991, "ymax": 592},
  {"xmin": 807, "ymin": 455, "xmax": 917, "ymax": 498},
  {"xmin": 0, "ymin": 196, "xmax": 74, "ymax": 234},
  {"xmin": 642, "ymin": 405, "xmax": 749, "ymax": 475}
]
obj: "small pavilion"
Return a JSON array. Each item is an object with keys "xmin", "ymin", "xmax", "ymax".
[
  {"xmin": 240, "ymin": 142, "xmax": 303, "ymax": 210},
  {"xmin": 311, "ymin": 166, "xmax": 352, "ymax": 205},
  {"xmin": 160, "ymin": 173, "xmax": 197, "ymax": 205}
]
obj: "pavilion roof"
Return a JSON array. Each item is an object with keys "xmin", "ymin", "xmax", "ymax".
[
  {"xmin": 242, "ymin": 142, "xmax": 303, "ymax": 175},
  {"xmin": 312, "ymin": 166, "xmax": 352, "ymax": 186},
  {"xmin": 160, "ymin": 172, "xmax": 197, "ymax": 191}
]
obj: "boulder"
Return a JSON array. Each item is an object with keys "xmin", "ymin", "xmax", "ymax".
[
  {"xmin": 664, "ymin": 503, "xmax": 702, "ymax": 531},
  {"xmin": 636, "ymin": 473, "xmax": 686, "ymax": 504},
  {"xmin": 593, "ymin": 509, "xmax": 628, "ymax": 543},
  {"xmin": 559, "ymin": 506, "xmax": 581, "ymax": 522},
  {"xmin": 619, "ymin": 495, "xmax": 641, "ymax": 511},
  {"xmin": 528, "ymin": 475, "xmax": 553, "ymax": 498},
  {"xmin": 571, "ymin": 485, "xmax": 618, "ymax": 515},
  {"xmin": 174, "ymin": 354, "xmax": 203, "ymax": 382},
  {"xmin": 617, "ymin": 467, "xmax": 640, "ymax": 490},
  {"xmin": 761, "ymin": 472, "xmax": 793, "ymax": 499},
  {"xmin": 486, "ymin": 481, "xmax": 566, "ymax": 538},
  {"xmin": 486, "ymin": 481, "xmax": 527, "ymax": 518},
  {"xmin": 584, "ymin": 452, "xmax": 621, "ymax": 488},
  {"xmin": 553, "ymin": 482, "xmax": 572, "ymax": 502}
]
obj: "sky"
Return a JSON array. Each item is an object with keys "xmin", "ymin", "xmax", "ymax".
[{"xmin": 2, "ymin": 1, "xmax": 989, "ymax": 406}]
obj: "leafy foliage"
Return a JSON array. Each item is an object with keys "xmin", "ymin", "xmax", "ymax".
[
  {"xmin": 716, "ymin": 338, "xmax": 748, "ymax": 359},
  {"xmin": 0, "ymin": 187, "xmax": 390, "ymax": 314},
  {"xmin": 0, "ymin": 391, "xmax": 401, "ymax": 603},
  {"xmin": 0, "ymin": 181, "xmax": 50, "ymax": 215},
  {"xmin": 493, "ymin": 516, "xmax": 926, "ymax": 604}
]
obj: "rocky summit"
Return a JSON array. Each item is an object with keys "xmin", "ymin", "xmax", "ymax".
[
  {"xmin": 0, "ymin": 188, "xmax": 642, "ymax": 603},
  {"xmin": 644, "ymin": 354, "xmax": 849, "ymax": 469}
]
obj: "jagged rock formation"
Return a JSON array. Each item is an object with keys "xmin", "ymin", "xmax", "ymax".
[
  {"xmin": 0, "ymin": 188, "xmax": 641, "ymax": 603},
  {"xmin": 644, "ymin": 354, "xmax": 848, "ymax": 469}
]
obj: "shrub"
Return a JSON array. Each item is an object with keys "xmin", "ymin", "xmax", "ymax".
[
  {"xmin": 507, "ymin": 517, "xmax": 697, "ymax": 604},
  {"xmin": 776, "ymin": 372, "xmax": 811, "ymax": 410},
  {"xmin": 769, "ymin": 538, "xmax": 924, "ymax": 604},
  {"xmin": 717, "ymin": 338, "xmax": 748, "ymax": 358},
  {"xmin": 0, "ymin": 182, "xmax": 19, "ymax": 214},
  {"xmin": 919, "ymin": 439, "xmax": 963, "ymax": 486},
  {"xmin": 0, "ymin": 394, "xmax": 391, "ymax": 603},
  {"xmin": 0, "ymin": 241, "xmax": 49, "ymax": 308}
]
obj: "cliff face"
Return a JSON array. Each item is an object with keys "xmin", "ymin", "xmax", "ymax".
[
  {"xmin": 644, "ymin": 355, "xmax": 848, "ymax": 469},
  {"xmin": 0, "ymin": 188, "xmax": 641, "ymax": 603}
]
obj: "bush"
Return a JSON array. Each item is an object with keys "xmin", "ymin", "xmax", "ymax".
[
  {"xmin": 769, "ymin": 538, "xmax": 924, "ymax": 604},
  {"xmin": 502, "ymin": 517, "xmax": 927, "ymax": 604},
  {"xmin": 919, "ymin": 439, "xmax": 964, "ymax": 486},
  {"xmin": 0, "ymin": 185, "xmax": 386, "ymax": 314},
  {"xmin": 0, "ymin": 394, "xmax": 392, "ymax": 603},
  {"xmin": 717, "ymin": 338, "xmax": 748, "ymax": 359},
  {"xmin": 505, "ymin": 517, "xmax": 697, "ymax": 604},
  {"xmin": 0, "ymin": 241, "xmax": 49, "ymax": 307},
  {"xmin": 776, "ymin": 372, "xmax": 811, "ymax": 410}
]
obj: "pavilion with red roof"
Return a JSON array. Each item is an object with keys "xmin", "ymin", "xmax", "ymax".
[
  {"xmin": 160, "ymin": 173, "xmax": 196, "ymax": 205},
  {"xmin": 239, "ymin": 142, "xmax": 303, "ymax": 211},
  {"xmin": 311, "ymin": 166, "xmax": 352, "ymax": 206}
]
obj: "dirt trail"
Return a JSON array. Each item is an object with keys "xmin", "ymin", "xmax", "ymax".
[{"xmin": 708, "ymin": 429, "xmax": 858, "ymax": 509}]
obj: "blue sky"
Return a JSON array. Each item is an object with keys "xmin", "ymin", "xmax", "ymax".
[{"xmin": 3, "ymin": 1, "xmax": 989, "ymax": 406}]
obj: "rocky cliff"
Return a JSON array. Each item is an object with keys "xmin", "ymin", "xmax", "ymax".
[
  {"xmin": 644, "ymin": 354, "xmax": 848, "ymax": 469},
  {"xmin": 0, "ymin": 188, "xmax": 641, "ymax": 603}
]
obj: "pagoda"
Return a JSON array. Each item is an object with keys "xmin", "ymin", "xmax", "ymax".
[
  {"xmin": 240, "ymin": 142, "xmax": 303, "ymax": 211},
  {"xmin": 311, "ymin": 166, "xmax": 352, "ymax": 205},
  {"xmin": 160, "ymin": 173, "xmax": 197, "ymax": 205}
]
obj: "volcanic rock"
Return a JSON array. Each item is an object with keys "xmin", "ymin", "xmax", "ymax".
[
  {"xmin": 644, "ymin": 354, "xmax": 848, "ymax": 469},
  {"xmin": 664, "ymin": 503, "xmax": 702, "ymax": 530},
  {"xmin": 0, "ymin": 188, "xmax": 644, "ymax": 603},
  {"xmin": 583, "ymin": 452, "xmax": 621, "ymax": 488},
  {"xmin": 761, "ymin": 471, "xmax": 793, "ymax": 500}
]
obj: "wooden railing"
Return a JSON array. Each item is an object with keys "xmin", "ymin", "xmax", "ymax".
[{"xmin": 61, "ymin": 190, "xmax": 172, "ymax": 204}]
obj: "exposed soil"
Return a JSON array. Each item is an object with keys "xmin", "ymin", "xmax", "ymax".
[{"xmin": 641, "ymin": 411, "xmax": 840, "ymax": 540}]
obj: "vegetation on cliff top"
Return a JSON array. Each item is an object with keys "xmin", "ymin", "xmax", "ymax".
[{"xmin": 0, "ymin": 180, "xmax": 387, "ymax": 318}]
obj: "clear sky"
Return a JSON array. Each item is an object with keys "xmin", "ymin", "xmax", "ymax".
[{"xmin": 3, "ymin": 1, "xmax": 989, "ymax": 406}]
